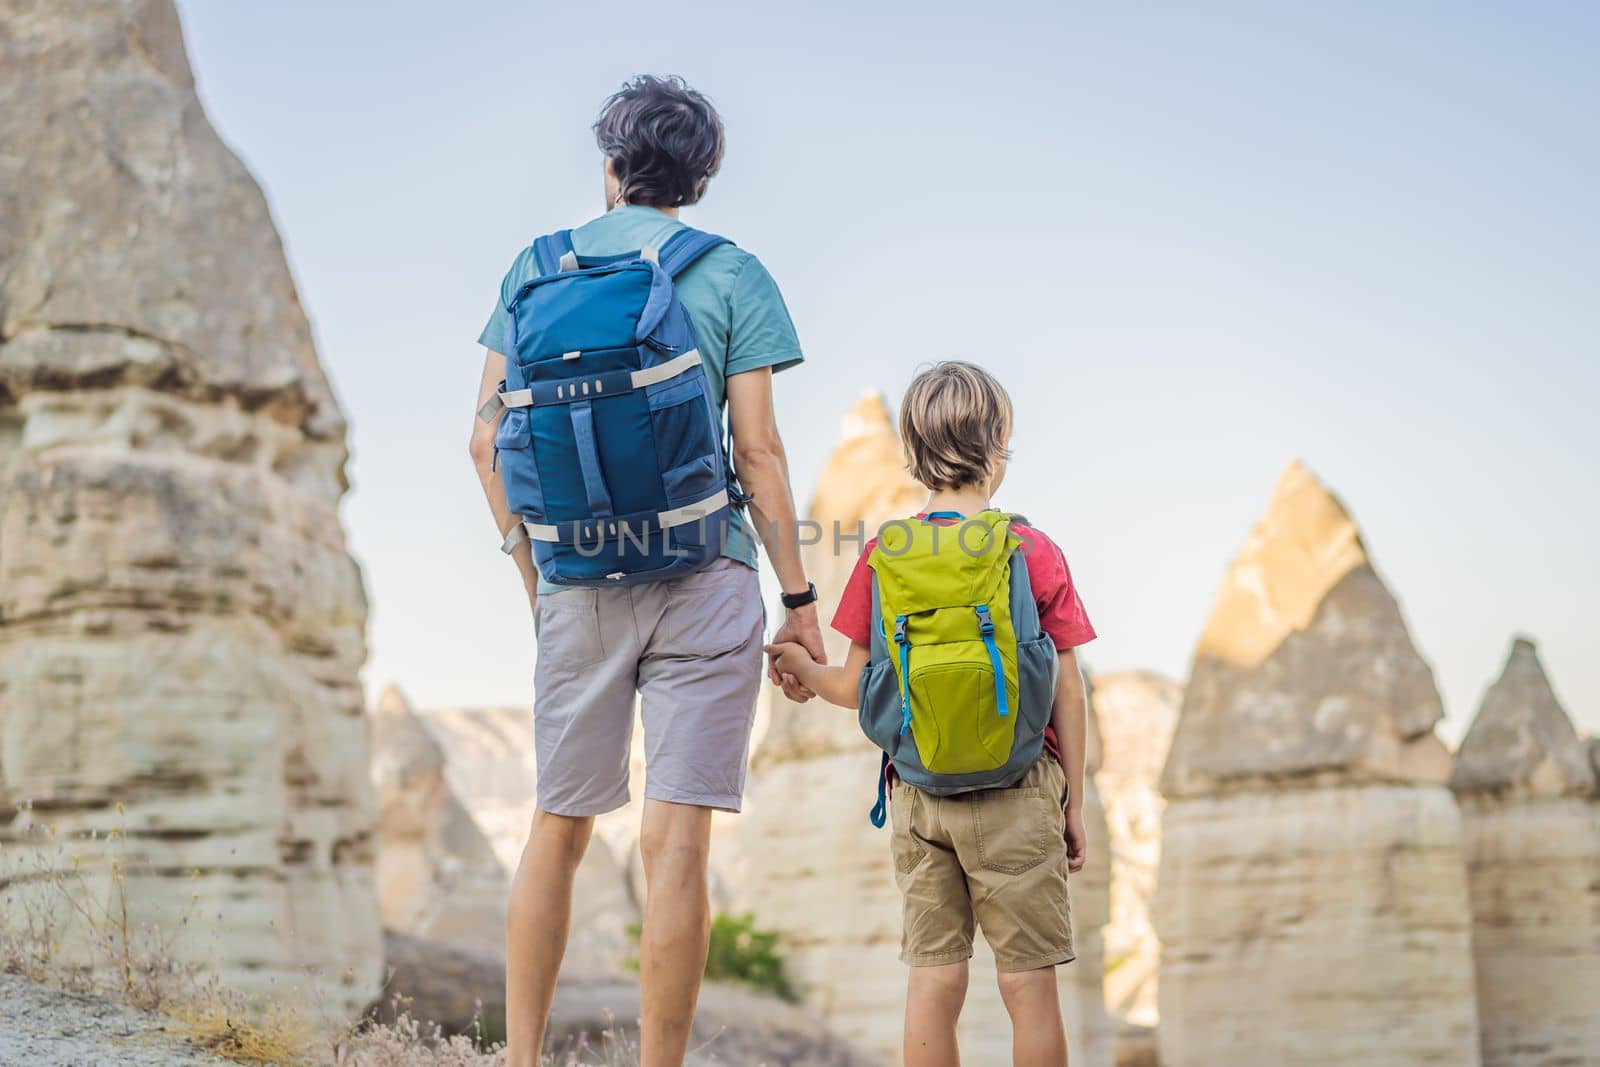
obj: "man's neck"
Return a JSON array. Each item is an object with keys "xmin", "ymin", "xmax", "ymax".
[
  {"xmin": 924, "ymin": 486, "xmax": 992, "ymax": 517},
  {"xmin": 612, "ymin": 201, "xmax": 680, "ymax": 219}
]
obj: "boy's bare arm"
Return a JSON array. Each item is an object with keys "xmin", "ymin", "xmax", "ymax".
[
  {"xmin": 1051, "ymin": 647, "xmax": 1089, "ymax": 872},
  {"xmin": 766, "ymin": 641, "xmax": 870, "ymax": 708}
]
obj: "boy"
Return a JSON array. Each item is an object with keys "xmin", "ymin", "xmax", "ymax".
[{"xmin": 767, "ymin": 361, "xmax": 1094, "ymax": 1067}]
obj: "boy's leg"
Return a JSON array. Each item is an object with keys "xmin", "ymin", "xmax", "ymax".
[
  {"xmin": 997, "ymin": 966, "xmax": 1068, "ymax": 1067},
  {"xmin": 505, "ymin": 810, "xmax": 595, "ymax": 1067},
  {"xmin": 952, "ymin": 757, "xmax": 1077, "ymax": 1067},
  {"xmin": 892, "ymin": 778, "xmax": 974, "ymax": 1067},
  {"xmin": 905, "ymin": 961, "xmax": 970, "ymax": 1067}
]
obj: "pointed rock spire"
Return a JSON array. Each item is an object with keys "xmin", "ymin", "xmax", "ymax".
[
  {"xmin": 375, "ymin": 682, "xmax": 415, "ymax": 716},
  {"xmin": 371, "ymin": 682, "xmax": 445, "ymax": 780},
  {"xmin": 1163, "ymin": 462, "xmax": 1448, "ymax": 796},
  {"xmin": 806, "ymin": 390, "xmax": 925, "ymax": 529},
  {"xmin": 1451, "ymin": 637, "xmax": 1594, "ymax": 797},
  {"xmin": 755, "ymin": 390, "xmax": 926, "ymax": 767}
]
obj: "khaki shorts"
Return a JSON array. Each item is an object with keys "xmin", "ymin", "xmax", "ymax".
[
  {"xmin": 890, "ymin": 755, "xmax": 1075, "ymax": 972},
  {"xmin": 531, "ymin": 558, "xmax": 765, "ymax": 816}
]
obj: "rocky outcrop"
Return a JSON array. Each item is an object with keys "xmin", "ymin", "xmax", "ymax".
[
  {"xmin": 0, "ymin": 0, "xmax": 380, "ymax": 1016},
  {"xmin": 1161, "ymin": 462, "xmax": 1451, "ymax": 795},
  {"xmin": 1089, "ymin": 671, "xmax": 1180, "ymax": 1033},
  {"xmin": 370, "ymin": 689, "xmax": 636, "ymax": 971},
  {"xmin": 421, "ymin": 701, "xmax": 637, "ymax": 972},
  {"xmin": 1155, "ymin": 462, "xmax": 1480, "ymax": 1067},
  {"xmin": 1450, "ymin": 638, "xmax": 1600, "ymax": 1067},
  {"xmin": 738, "ymin": 393, "xmax": 1112, "ymax": 1065},
  {"xmin": 1451, "ymin": 638, "xmax": 1593, "ymax": 798},
  {"xmin": 381, "ymin": 931, "xmax": 886, "ymax": 1066},
  {"xmin": 370, "ymin": 687, "xmax": 508, "ymax": 957}
]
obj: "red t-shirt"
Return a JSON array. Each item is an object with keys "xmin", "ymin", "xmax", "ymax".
[{"xmin": 831, "ymin": 514, "xmax": 1096, "ymax": 763}]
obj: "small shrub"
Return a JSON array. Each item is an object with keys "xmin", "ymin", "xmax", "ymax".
[{"xmin": 625, "ymin": 911, "xmax": 797, "ymax": 1003}]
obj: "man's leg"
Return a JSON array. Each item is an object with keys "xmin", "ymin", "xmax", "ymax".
[
  {"xmin": 996, "ymin": 966, "xmax": 1068, "ymax": 1067},
  {"xmin": 636, "ymin": 798, "xmax": 714, "ymax": 1067},
  {"xmin": 505, "ymin": 810, "xmax": 594, "ymax": 1067},
  {"xmin": 904, "ymin": 961, "xmax": 969, "ymax": 1067}
]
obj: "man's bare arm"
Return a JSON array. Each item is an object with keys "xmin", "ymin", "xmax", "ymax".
[
  {"xmin": 469, "ymin": 349, "xmax": 540, "ymax": 604},
  {"xmin": 725, "ymin": 367, "xmax": 824, "ymax": 691}
]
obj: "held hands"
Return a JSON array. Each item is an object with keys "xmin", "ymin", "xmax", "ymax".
[
  {"xmin": 764, "ymin": 640, "xmax": 815, "ymax": 684},
  {"xmin": 767, "ymin": 602, "xmax": 825, "ymax": 702}
]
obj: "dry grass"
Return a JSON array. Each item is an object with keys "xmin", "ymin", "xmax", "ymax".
[{"xmin": 0, "ymin": 804, "xmax": 642, "ymax": 1065}]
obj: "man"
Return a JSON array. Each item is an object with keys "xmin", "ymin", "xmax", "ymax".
[{"xmin": 468, "ymin": 75, "xmax": 823, "ymax": 1067}]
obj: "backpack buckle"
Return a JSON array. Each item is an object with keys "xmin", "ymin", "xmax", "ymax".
[
  {"xmin": 893, "ymin": 616, "xmax": 909, "ymax": 645},
  {"xmin": 975, "ymin": 604, "xmax": 995, "ymax": 637}
]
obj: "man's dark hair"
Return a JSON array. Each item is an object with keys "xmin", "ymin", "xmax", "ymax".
[{"xmin": 594, "ymin": 75, "xmax": 725, "ymax": 208}]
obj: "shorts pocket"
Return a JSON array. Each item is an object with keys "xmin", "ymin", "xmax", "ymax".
[
  {"xmin": 656, "ymin": 561, "xmax": 760, "ymax": 657},
  {"xmin": 535, "ymin": 588, "xmax": 606, "ymax": 670},
  {"xmin": 973, "ymin": 786, "xmax": 1052, "ymax": 875},
  {"xmin": 890, "ymin": 783, "xmax": 926, "ymax": 874}
]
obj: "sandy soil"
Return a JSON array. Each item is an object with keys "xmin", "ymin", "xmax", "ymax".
[{"xmin": 0, "ymin": 974, "xmax": 232, "ymax": 1066}]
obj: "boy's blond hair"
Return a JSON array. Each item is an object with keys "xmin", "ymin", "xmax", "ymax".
[{"xmin": 899, "ymin": 361, "xmax": 1013, "ymax": 490}]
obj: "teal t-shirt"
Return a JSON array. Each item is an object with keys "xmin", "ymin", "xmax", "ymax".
[{"xmin": 478, "ymin": 205, "xmax": 803, "ymax": 587}]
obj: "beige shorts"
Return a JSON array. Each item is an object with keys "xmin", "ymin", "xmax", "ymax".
[
  {"xmin": 531, "ymin": 558, "xmax": 765, "ymax": 816},
  {"xmin": 890, "ymin": 755, "xmax": 1075, "ymax": 972}
]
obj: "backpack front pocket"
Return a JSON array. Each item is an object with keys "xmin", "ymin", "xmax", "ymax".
[
  {"xmin": 662, "ymin": 455, "xmax": 719, "ymax": 507},
  {"xmin": 648, "ymin": 374, "xmax": 719, "ymax": 475},
  {"xmin": 907, "ymin": 643, "xmax": 1017, "ymax": 776}
]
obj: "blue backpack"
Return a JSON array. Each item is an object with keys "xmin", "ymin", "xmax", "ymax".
[{"xmin": 479, "ymin": 227, "xmax": 743, "ymax": 586}]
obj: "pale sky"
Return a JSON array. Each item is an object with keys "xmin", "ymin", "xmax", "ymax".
[{"xmin": 177, "ymin": 2, "xmax": 1599, "ymax": 738}]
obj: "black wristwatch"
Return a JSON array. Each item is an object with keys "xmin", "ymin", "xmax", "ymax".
[{"xmin": 780, "ymin": 582, "xmax": 818, "ymax": 610}]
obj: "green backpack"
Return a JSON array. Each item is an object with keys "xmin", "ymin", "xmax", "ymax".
[{"xmin": 858, "ymin": 510, "xmax": 1059, "ymax": 826}]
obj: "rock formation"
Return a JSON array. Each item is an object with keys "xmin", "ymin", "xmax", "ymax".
[
  {"xmin": 1155, "ymin": 461, "xmax": 1481, "ymax": 1067},
  {"xmin": 370, "ymin": 687, "xmax": 509, "ymax": 957},
  {"xmin": 1088, "ymin": 672, "xmax": 1180, "ymax": 1041},
  {"xmin": 423, "ymin": 700, "xmax": 637, "ymax": 973},
  {"xmin": 1450, "ymin": 637, "xmax": 1600, "ymax": 1067},
  {"xmin": 738, "ymin": 392, "xmax": 1112, "ymax": 1065},
  {"xmin": 370, "ymin": 688, "xmax": 636, "ymax": 972},
  {"xmin": 0, "ymin": 0, "xmax": 380, "ymax": 1015},
  {"xmin": 380, "ymin": 930, "xmax": 887, "ymax": 1067}
]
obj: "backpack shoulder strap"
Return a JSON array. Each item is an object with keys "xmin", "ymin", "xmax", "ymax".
[
  {"xmin": 657, "ymin": 227, "xmax": 730, "ymax": 277},
  {"xmin": 532, "ymin": 230, "xmax": 577, "ymax": 275}
]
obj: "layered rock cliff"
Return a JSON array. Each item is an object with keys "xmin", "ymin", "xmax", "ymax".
[
  {"xmin": 739, "ymin": 392, "xmax": 1112, "ymax": 1066},
  {"xmin": 1155, "ymin": 462, "xmax": 1480, "ymax": 1066},
  {"xmin": 1450, "ymin": 638, "xmax": 1599, "ymax": 1067},
  {"xmin": 0, "ymin": 0, "xmax": 380, "ymax": 1014}
]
